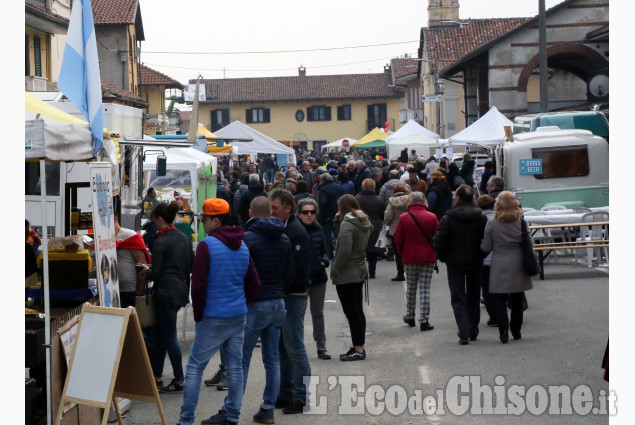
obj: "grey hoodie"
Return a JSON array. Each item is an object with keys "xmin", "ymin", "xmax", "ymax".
[{"xmin": 331, "ymin": 211, "xmax": 371, "ymax": 285}]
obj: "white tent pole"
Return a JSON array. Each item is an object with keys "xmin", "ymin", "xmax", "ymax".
[{"xmin": 40, "ymin": 159, "xmax": 52, "ymax": 425}]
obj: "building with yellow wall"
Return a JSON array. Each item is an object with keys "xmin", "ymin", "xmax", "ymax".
[
  {"xmin": 25, "ymin": 0, "xmax": 70, "ymax": 91},
  {"xmin": 138, "ymin": 64, "xmax": 184, "ymax": 134},
  {"xmin": 192, "ymin": 65, "xmax": 407, "ymax": 151}
]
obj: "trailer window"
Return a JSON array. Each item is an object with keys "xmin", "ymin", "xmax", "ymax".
[
  {"xmin": 532, "ymin": 146, "xmax": 589, "ymax": 179},
  {"xmin": 25, "ymin": 162, "xmax": 60, "ymax": 196}
]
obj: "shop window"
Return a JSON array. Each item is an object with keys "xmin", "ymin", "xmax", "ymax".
[{"xmin": 532, "ymin": 146, "xmax": 590, "ymax": 179}]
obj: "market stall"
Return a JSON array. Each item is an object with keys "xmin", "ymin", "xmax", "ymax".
[
  {"xmin": 353, "ymin": 127, "xmax": 392, "ymax": 150},
  {"xmin": 385, "ymin": 119, "xmax": 440, "ymax": 160},
  {"xmin": 442, "ymin": 106, "xmax": 514, "ymax": 147},
  {"xmin": 142, "ymin": 146, "xmax": 217, "ymax": 241},
  {"xmin": 214, "ymin": 120, "xmax": 296, "ymax": 164},
  {"xmin": 321, "ymin": 137, "xmax": 358, "ymax": 151},
  {"xmin": 26, "ymin": 92, "xmax": 118, "ymax": 424}
]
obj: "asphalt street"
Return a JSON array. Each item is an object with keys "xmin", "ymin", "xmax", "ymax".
[{"xmin": 123, "ymin": 253, "xmax": 609, "ymax": 425}]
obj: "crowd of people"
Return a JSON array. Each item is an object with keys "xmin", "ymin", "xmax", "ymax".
[{"xmin": 110, "ymin": 147, "xmax": 534, "ymax": 425}]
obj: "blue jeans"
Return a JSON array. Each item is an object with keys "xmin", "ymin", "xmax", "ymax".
[
  {"xmin": 265, "ymin": 169, "xmax": 275, "ymax": 184},
  {"xmin": 279, "ymin": 295, "xmax": 311, "ymax": 404},
  {"xmin": 153, "ymin": 299, "xmax": 184, "ymax": 381},
  {"xmin": 179, "ymin": 315, "xmax": 246, "ymax": 425},
  {"xmin": 242, "ymin": 298, "xmax": 286, "ymax": 409}
]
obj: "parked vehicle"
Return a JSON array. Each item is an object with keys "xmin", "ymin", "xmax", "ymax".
[
  {"xmin": 512, "ymin": 111, "xmax": 609, "ymax": 142},
  {"xmin": 495, "ymin": 129, "xmax": 608, "ymax": 209}
]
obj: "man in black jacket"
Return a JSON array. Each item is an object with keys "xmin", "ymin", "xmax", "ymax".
[
  {"xmin": 242, "ymin": 197, "xmax": 294, "ymax": 424},
  {"xmin": 352, "ymin": 160, "xmax": 371, "ymax": 194},
  {"xmin": 268, "ymin": 189, "xmax": 311, "ymax": 414},
  {"xmin": 239, "ymin": 174, "xmax": 267, "ymax": 226},
  {"xmin": 317, "ymin": 173, "xmax": 344, "ymax": 259},
  {"xmin": 433, "ymin": 185, "xmax": 488, "ymax": 345}
]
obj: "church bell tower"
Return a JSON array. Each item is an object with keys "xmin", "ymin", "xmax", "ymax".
[{"xmin": 428, "ymin": 0, "xmax": 460, "ymax": 27}]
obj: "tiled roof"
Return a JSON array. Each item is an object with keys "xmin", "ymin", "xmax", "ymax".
[
  {"xmin": 25, "ymin": 1, "xmax": 69, "ymax": 23},
  {"xmin": 101, "ymin": 80, "xmax": 149, "ymax": 107},
  {"xmin": 91, "ymin": 0, "xmax": 137, "ymax": 25},
  {"xmin": 138, "ymin": 64, "xmax": 184, "ymax": 89},
  {"xmin": 191, "ymin": 72, "xmax": 401, "ymax": 104},
  {"xmin": 423, "ymin": 18, "xmax": 530, "ymax": 75},
  {"xmin": 391, "ymin": 58, "xmax": 419, "ymax": 84}
]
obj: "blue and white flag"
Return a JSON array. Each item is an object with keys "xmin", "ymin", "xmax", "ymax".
[{"xmin": 58, "ymin": 0, "xmax": 103, "ymax": 155}]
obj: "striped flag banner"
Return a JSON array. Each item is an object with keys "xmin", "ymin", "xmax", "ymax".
[{"xmin": 58, "ymin": 0, "xmax": 103, "ymax": 155}]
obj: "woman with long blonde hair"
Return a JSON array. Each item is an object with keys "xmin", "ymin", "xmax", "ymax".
[{"xmin": 480, "ymin": 191, "xmax": 533, "ymax": 343}]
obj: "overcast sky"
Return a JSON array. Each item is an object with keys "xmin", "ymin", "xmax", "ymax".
[{"xmin": 140, "ymin": 0, "xmax": 562, "ymax": 84}]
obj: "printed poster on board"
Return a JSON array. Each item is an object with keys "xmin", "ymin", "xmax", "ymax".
[{"xmin": 91, "ymin": 163, "xmax": 120, "ymax": 307}]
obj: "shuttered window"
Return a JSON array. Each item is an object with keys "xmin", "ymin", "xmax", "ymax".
[
  {"xmin": 366, "ymin": 103, "xmax": 387, "ymax": 131},
  {"xmin": 307, "ymin": 106, "xmax": 331, "ymax": 121},
  {"xmin": 25, "ymin": 35, "xmax": 30, "ymax": 76},
  {"xmin": 337, "ymin": 105, "xmax": 351, "ymax": 121},
  {"xmin": 33, "ymin": 36, "xmax": 42, "ymax": 77},
  {"xmin": 211, "ymin": 109, "xmax": 230, "ymax": 131},
  {"xmin": 246, "ymin": 108, "xmax": 270, "ymax": 123}
]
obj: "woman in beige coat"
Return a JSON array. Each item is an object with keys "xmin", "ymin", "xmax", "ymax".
[
  {"xmin": 383, "ymin": 184, "xmax": 411, "ymax": 281},
  {"xmin": 480, "ymin": 191, "xmax": 533, "ymax": 343},
  {"xmin": 331, "ymin": 194, "xmax": 371, "ymax": 361}
]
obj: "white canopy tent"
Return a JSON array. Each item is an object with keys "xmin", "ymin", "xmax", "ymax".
[
  {"xmin": 322, "ymin": 137, "xmax": 358, "ymax": 150},
  {"xmin": 386, "ymin": 134, "xmax": 440, "ymax": 160},
  {"xmin": 214, "ymin": 120, "xmax": 296, "ymax": 164},
  {"xmin": 385, "ymin": 119, "xmax": 440, "ymax": 160},
  {"xmin": 443, "ymin": 106, "xmax": 513, "ymax": 147},
  {"xmin": 386, "ymin": 119, "xmax": 440, "ymax": 143},
  {"xmin": 142, "ymin": 146, "xmax": 217, "ymax": 214}
]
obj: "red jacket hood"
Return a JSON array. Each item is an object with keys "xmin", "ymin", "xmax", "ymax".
[{"xmin": 210, "ymin": 226, "xmax": 245, "ymax": 250}]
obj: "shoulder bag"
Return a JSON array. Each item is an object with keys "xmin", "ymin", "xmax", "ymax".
[
  {"xmin": 135, "ymin": 278, "xmax": 157, "ymax": 328},
  {"xmin": 407, "ymin": 212, "xmax": 439, "ymax": 274},
  {"xmin": 520, "ymin": 218, "xmax": 541, "ymax": 277}
]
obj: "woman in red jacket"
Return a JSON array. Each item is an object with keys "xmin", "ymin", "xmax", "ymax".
[{"xmin": 393, "ymin": 191, "xmax": 439, "ymax": 332}]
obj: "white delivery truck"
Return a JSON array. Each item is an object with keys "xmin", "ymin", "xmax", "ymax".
[{"xmin": 494, "ymin": 129, "xmax": 608, "ymax": 210}]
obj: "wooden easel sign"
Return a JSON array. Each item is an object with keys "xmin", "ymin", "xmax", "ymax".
[{"xmin": 56, "ymin": 305, "xmax": 167, "ymax": 425}]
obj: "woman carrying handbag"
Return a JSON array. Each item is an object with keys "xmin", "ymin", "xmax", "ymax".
[{"xmin": 480, "ymin": 192, "xmax": 534, "ymax": 343}]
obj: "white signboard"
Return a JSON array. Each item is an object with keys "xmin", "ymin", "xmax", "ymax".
[
  {"xmin": 421, "ymin": 94, "xmax": 443, "ymax": 103},
  {"xmin": 91, "ymin": 163, "xmax": 120, "ymax": 307},
  {"xmin": 183, "ymin": 84, "xmax": 206, "ymax": 102}
]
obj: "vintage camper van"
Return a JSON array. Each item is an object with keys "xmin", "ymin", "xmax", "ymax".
[{"xmin": 495, "ymin": 129, "xmax": 608, "ymax": 210}]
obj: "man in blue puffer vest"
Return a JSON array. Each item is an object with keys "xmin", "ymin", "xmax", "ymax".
[
  {"xmin": 178, "ymin": 198, "xmax": 261, "ymax": 425},
  {"xmin": 242, "ymin": 197, "xmax": 295, "ymax": 424}
]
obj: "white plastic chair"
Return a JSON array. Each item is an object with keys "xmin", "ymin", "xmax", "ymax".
[
  {"xmin": 541, "ymin": 205, "xmax": 567, "ymax": 211},
  {"xmin": 575, "ymin": 212, "xmax": 609, "ymax": 267},
  {"xmin": 572, "ymin": 207, "xmax": 592, "ymax": 214}
]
